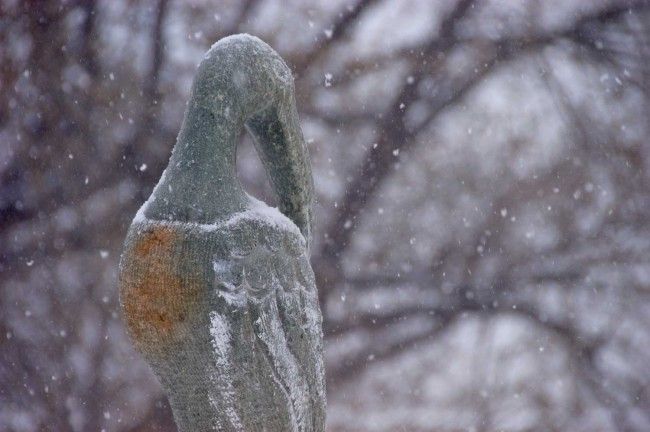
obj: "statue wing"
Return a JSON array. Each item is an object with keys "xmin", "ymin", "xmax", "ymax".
[{"xmin": 209, "ymin": 243, "xmax": 325, "ymax": 432}]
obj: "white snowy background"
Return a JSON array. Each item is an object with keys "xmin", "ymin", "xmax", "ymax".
[{"xmin": 1, "ymin": 0, "xmax": 650, "ymax": 431}]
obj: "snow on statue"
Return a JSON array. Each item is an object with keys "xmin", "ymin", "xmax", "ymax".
[{"xmin": 118, "ymin": 34, "xmax": 326, "ymax": 431}]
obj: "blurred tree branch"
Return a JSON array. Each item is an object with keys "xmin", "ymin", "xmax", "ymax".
[
  {"xmin": 314, "ymin": 0, "xmax": 650, "ymax": 304},
  {"xmin": 292, "ymin": 0, "xmax": 380, "ymax": 76}
]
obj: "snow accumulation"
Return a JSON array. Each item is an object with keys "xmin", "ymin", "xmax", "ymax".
[
  {"xmin": 133, "ymin": 187, "xmax": 303, "ymax": 239},
  {"xmin": 208, "ymin": 311, "xmax": 244, "ymax": 430},
  {"xmin": 208, "ymin": 33, "xmax": 264, "ymax": 52}
]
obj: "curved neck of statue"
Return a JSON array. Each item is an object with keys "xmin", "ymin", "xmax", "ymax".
[{"xmin": 144, "ymin": 103, "xmax": 248, "ymax": 224}]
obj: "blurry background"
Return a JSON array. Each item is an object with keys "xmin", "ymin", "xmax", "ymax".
[{"xmin": 1, "ymin": 0, "xmax": 650, "ymax": 431}]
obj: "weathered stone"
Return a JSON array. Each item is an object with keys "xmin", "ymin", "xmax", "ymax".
[{"xmin": 119, "ymin": 34, "xmax": 325, "ymax": 432}]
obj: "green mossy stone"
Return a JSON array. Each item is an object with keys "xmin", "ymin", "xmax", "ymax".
[{"xmin": 119, "ymin": 34, "xmax": 325, "ymax": 432}]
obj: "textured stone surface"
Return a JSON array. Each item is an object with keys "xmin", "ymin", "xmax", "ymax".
[{"xmin": 119, "ymin": 34, "xmax": 325, "ymax": 431}]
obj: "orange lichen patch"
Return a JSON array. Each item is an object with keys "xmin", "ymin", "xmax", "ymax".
[
  {"xmin": 133, "ymin": 225, "xmax": 176, "ymax": 256},
  {"xmin": 120, "ymin": 225, "xmax": 201, "ymax": 352}
]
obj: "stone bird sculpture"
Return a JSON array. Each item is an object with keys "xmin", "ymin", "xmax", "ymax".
[{"xmin": 119, "ymin": 34, "xmax": 325, "ymax": 431}]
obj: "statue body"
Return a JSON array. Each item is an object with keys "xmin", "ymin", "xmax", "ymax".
[{"xmin": 119, "ymin": 35, "xmax": 325, "ymax": 431}]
